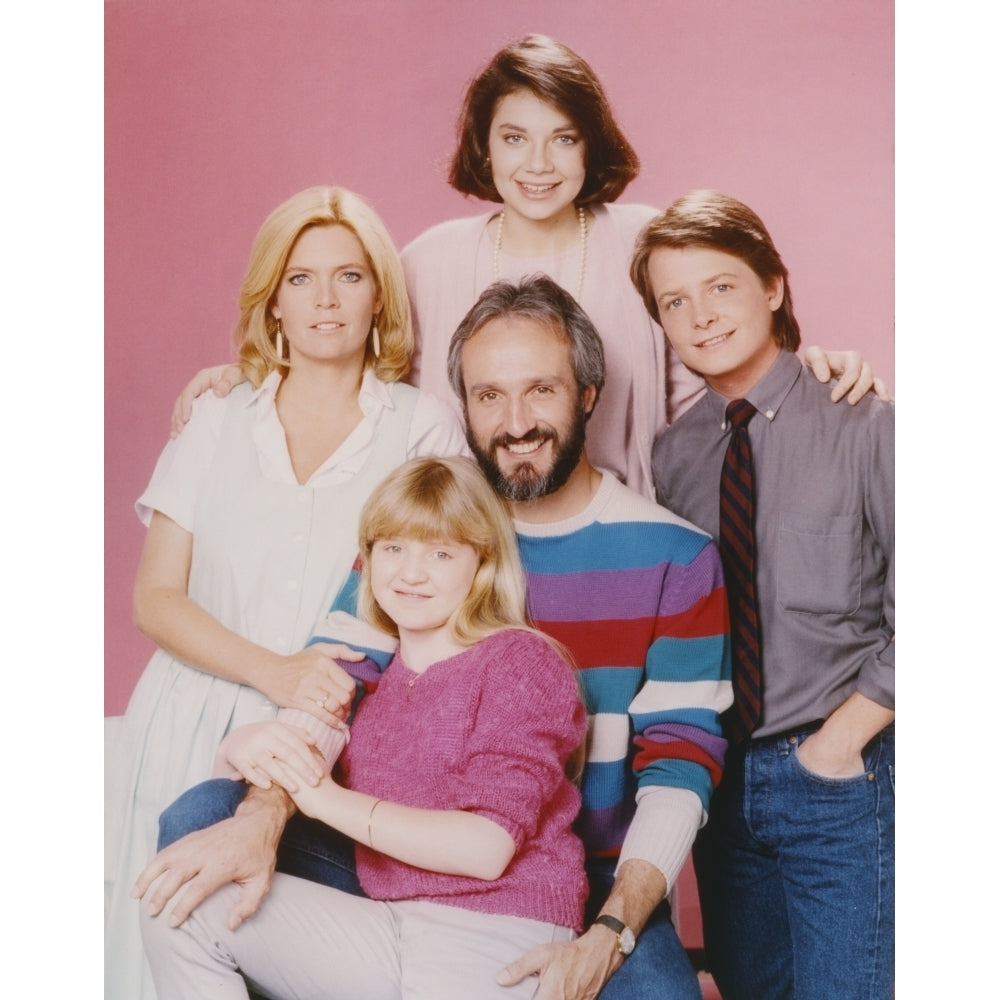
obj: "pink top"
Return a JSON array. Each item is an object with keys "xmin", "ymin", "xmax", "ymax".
[
  {"xmin": 342, "ymin": 628, "xmax": 588, "ymax": 931},
  {"xmin": 401, "ymin": 204, "xmax": 706, "ymax": 499}
]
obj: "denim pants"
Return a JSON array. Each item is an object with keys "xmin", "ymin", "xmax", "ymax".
[
  {"xmin": 693, "ymin": 724, "xmax": 895, "ymax": 1000},
  {"xmin": 159, "ymin": 780, "xmax": 702, "ymax": 999}
]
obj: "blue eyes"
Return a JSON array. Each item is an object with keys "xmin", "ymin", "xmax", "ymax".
[
  {"xmin": 664, "ymin": 285, "xmax": 733, "ymax": 310},
  {"xmin": 286, "ymin": 270, "xmax": 363, "ymax": 286}
]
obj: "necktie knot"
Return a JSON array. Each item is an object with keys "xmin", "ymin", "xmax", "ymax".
[{"xmin": 726, "ymin": 398, "xmax": 756, "ymax": 430}]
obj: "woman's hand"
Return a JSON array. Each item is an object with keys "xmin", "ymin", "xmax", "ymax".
[
  {"xmin": 213, "ymin": 721, "xmax": 328, "ymax": 792},
  {"xmin": 286, "ymin": 766, "xmax": 342, "ymax": 822},
  {"xmin": 259, "ymin": 643, "xmax": 364, "ymax": 725},
  {"xmin": 170, "ymin": 363, "xmax": 244, "ymax": 437},
  {"xmin": 803, "ymin": 346, "xmax": 892, "ymax": 405}
]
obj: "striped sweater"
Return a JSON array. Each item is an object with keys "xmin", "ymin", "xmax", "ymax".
[
  {"xmin": 292, "ymin": 471, "xmax": 731, "ymax": 875},
  {"xmin": 514, "ymin": 472, "xmax": 731, "ymax": 861}
]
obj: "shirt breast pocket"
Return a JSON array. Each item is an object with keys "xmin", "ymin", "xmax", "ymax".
[{"xmin": 777, "ymin": 511, "xmax": 862, "ymax": 614}]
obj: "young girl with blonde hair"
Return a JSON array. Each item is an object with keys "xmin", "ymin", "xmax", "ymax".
[{"xmin": 140, "ymin": 456, "xmax": 588, "ymax": 1000}]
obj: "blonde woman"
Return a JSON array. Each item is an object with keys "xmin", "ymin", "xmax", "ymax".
[
  {"xmin": 106, "ymin": 187, "xmax": 466, "ymax": 1000},
  {"xmin": 140, "ymin": 457, "xmax": 587, "ymax": 1000}
]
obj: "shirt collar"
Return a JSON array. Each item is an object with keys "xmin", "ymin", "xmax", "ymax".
[
  {"xmin": 705, "ymin": 350, "xmax": 803, "ymax": 431},
  {"xmin": 247, "ymin": 366, "xmax": 392, "ymax": 415}
]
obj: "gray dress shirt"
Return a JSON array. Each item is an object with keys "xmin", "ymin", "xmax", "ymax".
[{"xmin": 652, "ymin": 350, "xmax": 894, "ymax": 738}]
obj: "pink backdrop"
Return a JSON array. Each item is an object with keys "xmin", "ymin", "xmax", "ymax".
[{"xmin": 105, "ymin": 0, "xmax": 894, "ymax": 715}]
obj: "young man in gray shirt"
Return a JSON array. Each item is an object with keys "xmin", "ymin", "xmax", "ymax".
[{"xmin": 631, "ymin": 190, "xmax": 894, "ymax": 1000}]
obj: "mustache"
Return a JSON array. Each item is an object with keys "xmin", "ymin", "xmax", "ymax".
[{"xmin": 489, "ymin": 428, "xmax": 555, "ymax": 450}]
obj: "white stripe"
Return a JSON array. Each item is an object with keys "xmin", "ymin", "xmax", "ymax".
[
  {"xmin": 628, "ymin": 679, "xmax": 733, "ymax": 716},
  {"xmin": 587, "ymin": 713, "xmax": 631, "ymax": 763}
]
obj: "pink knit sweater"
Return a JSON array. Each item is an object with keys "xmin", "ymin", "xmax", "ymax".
[{"xmin": 341, "ymin": 629, "xmax": 588, "ymax": 932}]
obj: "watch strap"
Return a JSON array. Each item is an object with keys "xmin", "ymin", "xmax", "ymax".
[{"xmin": 593, "ymin": 914, "xmax": 627, "ymax": 935}]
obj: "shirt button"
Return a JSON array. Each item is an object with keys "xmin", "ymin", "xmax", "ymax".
[
  {"xmin": 788, "ymin": 735, "xmax": 798, "ymax": 744},
  {"xmin": 765, "ymin": 408, "xmax": 775, "ymax": 420}
]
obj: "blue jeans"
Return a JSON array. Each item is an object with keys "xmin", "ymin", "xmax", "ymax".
[
  {"xmin": 693, "ymin": 724, "xmax": 895, "ymax": 1000},
  {"xmin": 159, "ymin": 781, "xmax": 701, "ymax": 999}
]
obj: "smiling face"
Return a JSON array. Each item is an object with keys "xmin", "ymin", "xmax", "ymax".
[
  {"xmin": 369, "ymin": 536, "xmax": 480, "ymax": 644},
  {"xmin": 487, "ymin": 89, "xmax": 587, "ymax": 226},
  {"xmin": 461, "ymin": 314, "xmax": 594, "ymax": 503},
  {"xmin": 270, "ymin": 224, "xmax": 381, "ymax": 371},
  {"xmin": 647, "ymin": 245, "xmax": 784, "ymax": 398}
]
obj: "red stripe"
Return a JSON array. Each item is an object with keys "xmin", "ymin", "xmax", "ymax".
[{"xmin": 633, "ymin": 738, "xmax": 725, "ymax": 788}]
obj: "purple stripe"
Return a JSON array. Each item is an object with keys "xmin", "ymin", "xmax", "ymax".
[
  {"xmin": 576, "ymin": 801, "xmax": 634, "ymax": 856},
  {"xmin": 642, "ymin": 722, "xmax": 728, "ymax": 768},
  {"xmin": 528, "ymin": 545, "xmax": 721, "ymax": 622}
]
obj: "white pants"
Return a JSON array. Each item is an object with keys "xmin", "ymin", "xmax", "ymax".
[{"xmin": 141, "ymin": 873, "xmax": 575, "ymax": 1000}]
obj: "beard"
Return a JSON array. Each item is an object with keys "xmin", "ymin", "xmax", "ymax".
[{"xmin": 467, "ymin": 401, "xmax": 588, "ymax": 503}]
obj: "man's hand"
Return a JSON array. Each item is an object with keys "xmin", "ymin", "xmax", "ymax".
[
  {"xmin": 169, "ymin": 363, "xmax": 244, "ymax": 437},
  {"xmin": 803, "ymin": 346, "xmax": 892, "ymax": 405},
  {"xmin": 131, "ymin": 787, "xmax": 292, "ymax": 930},
  {"xmin": 797, "ymin": 692, "xmax": 895, "ymax": 779},
  {"xmin": 496, "ymin": 926, "xmax": 621, "ymax": 1000}
]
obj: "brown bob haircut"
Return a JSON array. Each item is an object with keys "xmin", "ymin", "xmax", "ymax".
[
  {"xmin": 448, "ymin": 34, "xmax": 640, "ymax": 206},
  {"xmin": 630, "ymin": 190, "xmax": 801, "ymax": 352}
]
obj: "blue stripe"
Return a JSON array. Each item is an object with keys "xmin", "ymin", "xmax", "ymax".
[
  {"xmin": 581, "ymin": 666, "xmax": 643, "ymax": 713},
  {"xmin": 329, "ymin": 569, "xmax": 362, "ymax": 615},
  {"xmin": 636, "ymin": 759, "xmax": 713, "ymax": 811},
  {"xmin": 305, "ymin": 636, "xmax": 394, "ymax": 672},
  {"xmin": 581, "ymin": 758, "xmax": 631, "ymax": 810},
  {"xmin": 518, "ymin": 520, "xmax": 708, "ymax": 575},
  {"xmin": 647, "ymin": 635, "xmax": 731, "ymax": 682}
]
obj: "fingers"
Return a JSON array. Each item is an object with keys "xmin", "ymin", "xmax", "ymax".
[
  {"xmin": 300, "ymin": 698, "xmax": 351, "ymax": 727},
  {"xmin": 226, "ymin": 873, "xmax": 272, "ymax": 931},
  {"xmin": 496, "ymin": 946, "xmax": 547, "ymax": 987},
  {"xmin": 802, "ymin": 345, "xmax": 833, "ymax": 384},
  {"xmin": 842, "ymin": 361, "xmax": 874, "ymax": 404},
  {"xmin": 240, "ymin": 763, "xmax": 275, "ymax": 791},
  {"xmin": 134, "ymin": 856, "xmax": 199, "ymax": 918},
  {"xmin": 255, "ymin": 755, "xmax": 315, "ymax": 795},
  {"xmin": 216, "ymin": 364, "xmax": 244, "ymax": 397},
  {"xmin": 131, "ymin": 854, "xmax": 172, "ymax": 908},
  {"xmin": 164, "ymin": 871, "xmax": 229, "ymax": 928},
  {"xmin": 873, "ymin": 376, "xmax": 893, "ymax": 403},
  {"xmin": 228, "ymin": 726, "xmax": 322, "ymax": 788},
  {"xmin": 169, "ymin": 405, "xmax": 189, "ymax": 439}
]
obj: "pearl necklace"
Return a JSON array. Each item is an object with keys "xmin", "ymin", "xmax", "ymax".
[{"xmin": 492, "ymin": 205, "xmax": 588, "ymax": 301}]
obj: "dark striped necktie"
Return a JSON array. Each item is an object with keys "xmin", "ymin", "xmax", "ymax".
[{"xmin": 719, "ymin": 398, "xmax": 762, "ymax": 743}]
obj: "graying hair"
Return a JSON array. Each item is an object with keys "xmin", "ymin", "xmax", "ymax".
[{"xmin": 447, "ymin": 274, "xmax": 606, "ymax": 405}]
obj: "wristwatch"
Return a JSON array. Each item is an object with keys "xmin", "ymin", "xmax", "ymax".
[{"xmin": 593, "ymin": 914, "xmax": 636, "ymax": 956}]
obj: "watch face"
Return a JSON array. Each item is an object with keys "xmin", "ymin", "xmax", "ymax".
[{"xmin": 619, "ymin": 927, "xmax": 636, "ymax": 955}]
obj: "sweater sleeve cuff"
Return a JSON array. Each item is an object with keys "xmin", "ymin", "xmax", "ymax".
[
  {"xmin": 276, "ymin": 709, "xmax": 350, "ymax": 768},
  {"xmin": 616, "ymin": 786, "xmax": 705, "ymax": 895}
]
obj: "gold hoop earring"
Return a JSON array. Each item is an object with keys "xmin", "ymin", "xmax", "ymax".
[
  {"xmin": 275, "ymin": 321, "xmax": 284, "ymax": 360},
  {"xmin": 371, "ymin": 324, "xmax": 381, "ymax": 359}
]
